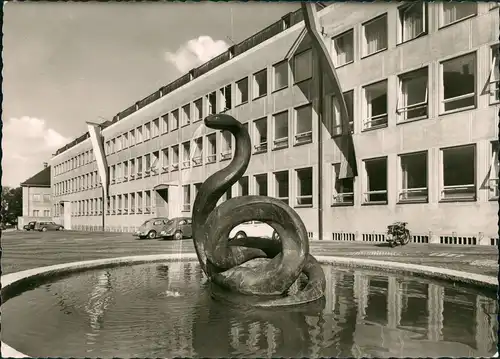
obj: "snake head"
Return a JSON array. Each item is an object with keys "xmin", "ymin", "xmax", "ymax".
[{"xmin": 204, "ymin": 114, "xmax": 241, "ymax": 131}]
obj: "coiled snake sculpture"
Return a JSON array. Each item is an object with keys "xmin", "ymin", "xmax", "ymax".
[{"xmin": 192, "ymin": 114, "xmax": 326, "ymax": 307}]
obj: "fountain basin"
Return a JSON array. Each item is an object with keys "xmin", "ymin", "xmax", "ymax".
[{"xmin": 2, "ymin": 254, "xmax": 498, "ymax": 358}]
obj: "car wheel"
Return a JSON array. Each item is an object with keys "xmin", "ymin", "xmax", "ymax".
[
  {"xmin": 148, "ymin": 230, "xmax": 157, "ymax": 239},
  {"xmin": 42, "ymin": 227, "xmax": 48, "ymax": 232},
  {"xmin": 173, "ymin": 230, "xmax": 183, "ymax": 241},
  {"xmin": 58, "ymin": 227, "xmax": 64, "ymax": 231},
  {"xmin": 235, "ymin": 231, "xmax": 247, "ymax": 240}
]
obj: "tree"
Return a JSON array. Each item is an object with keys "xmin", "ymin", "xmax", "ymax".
[{"xmin": 1, "ymin": 186, "xmax": 22, "ymax": 225}]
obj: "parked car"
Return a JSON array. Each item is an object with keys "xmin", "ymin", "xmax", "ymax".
[
  {"xmin": 229, "ymin": 221, "xmax": 277, "ymax": 240},
  {"xmin": 134, "ymin": 217, "xmax": 169, "ymax": 239},
  {"xmin": 23, "ymin": 221, "xmax": 37, "ymax": 231},
  {"xmin": 35, "ymin": 221, "xmax": 64, "ymax": 232},
  {"xmin": 159, "ymin": 217, "xmax": 192, "ymax": 240}
]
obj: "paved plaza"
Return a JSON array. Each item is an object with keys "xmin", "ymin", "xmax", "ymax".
[{"xmin": 2, "ymin": 230, "xmax": 498, "ymax": 277}]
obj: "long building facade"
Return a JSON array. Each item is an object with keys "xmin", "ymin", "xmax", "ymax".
[{"xmin": 50, "ymin": 2, "xmax": 499, "ymax": 245}]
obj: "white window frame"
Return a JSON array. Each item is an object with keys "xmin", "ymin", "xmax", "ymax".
[
  {"xmin": 440, "ymin": 2, "xmax": 477, "ymax": 28},
  {"xmin": 489, "ymin": 141, "xmax": 499, "ymax": 200},
  {"xmin": 272, "ymin": 110, "xmax": 289, "ymax": 149},
  {"xmin": 193, "ymin": 98, "xmax": 204, "ymax": 122},
  {"xmin": 331, "ymin": 163, "xmax": 354, "ymax": 205},
  {"xmin": 253, "ymin": 117, "xmax": 268, "ymax": 153},
  {"xmin": 295, "ymin": 167, "xmax": 313, "ymax": 207},
  {"xmin": 439, "ymin": 144, "xmax": 476, "ymax": 202},
  {"xmin": 362, "ymin": 14, "xmax": 388, "ymax": 58},
  {"xmin": 152, "ymin": 118, "xmax": 160, "ymax": 137},
  {"xmin": 397, "ymin": 3, "xmax": 427, "ymax": 44},
  {"xmin": 129, "ymin": 129, "xmax": 136, "ymax": 146},
  {"xmin": 273, "ymin": 60, "xmax": 289, "ymax": 91},
  {"xmin": 236, "ymin": 77, "xmax": 249, "ymax": 106},
  {"xmin": 397, "ymin": 151, "xmax": 428, "ymax": 203},
  {"xmin": 144, "ymin": 190, "xmax": 152, "ymax": 214},
  {"xmin": 206, "ymin": 91, "xmax": 217, "ymax": 115},
  {"xmin": 273, "ymin": 170, "xmax": 290, "ymax": 205},
  {"xmin": 192, "ymin": 137, "xmax": 203, "ymax": 166},
  {"xmin": 151, "ymin": 151, "xmax": 160, "ymax": 174},
  {"xmin": 161, "ymin": 147, "xmax": 169, "ymax": 172},
  {"xmin": 253, "ymin": 69, "xmax": 268, "ymax": 99},
  {"xmin": 219, "ymin": 84, "xmax": 232, "ymax": 111},
  {"xmin": 171, "ymin": 145, "xmax": 180, "ymax": 171},
  {"xmin": 220, "ymin": 130, "xmax": 232, "ymax": 160},
  {"xmin": 439, "ymin": 52, "xmax": 477, "ymax": 115},
  {"xmin": 396, "ymin": 67, "xmax": 429, "ymax": 123},
  {"xmin": 181, "ymin": 141, "xmax": 191, "ymax": 169},
  {"xmin": 293, "ymin": 49, "xmax": 313, "ymax": 83},
  {"xmin": 332, "ymin": 29, "xmax": 354, "ymax": 67},
  {"xmin": 206, "ymin": 133, "xmax": 217, "ymax": 164},
  {"xmin": 254, "ymin": 173, "xmax": 268, "ymax": 196},
  {"xmin": 294, "ymin": 103, "xmax": 313, "ymax": 145},
  {"xmin": 144, "ymin": 122, "xmax": 151, "ymax": 141},
  {"xmin": 362, "ymin": 80, "xmax": 388, "ymax": 130},
  {"xmin": 489, "ymin": 45, "xmax": 500, "ymax": 105},
  {"xmin": 171, "ymin": 109, "xmax": 180, "ymax": 130},
  {"xmin": 136, "ymin": 126, "xmax": 143, "ymax": 143},
  {"xmin": 182, "ymin": 185, "xmax": 191, "ymax": 212},
  {"xmin": 362, "ymin": 157, "xmax": 388, "ymax": 204},
  {"xmin": 181, "ymin": 104, "xmax": 191, "ymax": 127}
]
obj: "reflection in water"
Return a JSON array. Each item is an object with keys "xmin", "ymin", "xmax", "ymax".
[{"xmin": 2, "ymin": 262, "xmax": 497, "ymax": 358}]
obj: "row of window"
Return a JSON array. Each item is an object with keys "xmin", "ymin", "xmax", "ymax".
[
  {"xmin": 54, "ymin": 170, "xmax": 100, "ymax": 196},
  {"xmin": 65, "ymin": 141, "xmax": 499, "ymax": 217},
  {"xmin": 32, "ymin": 194, "xmax": 51, "ymax": 202},
  {"xmin": 54, "ymin": 148, "xmax": 95, "ymax": 176},
  {"xmin": 332, "ymin": 2, "xmax": 490, "ymax": 67},
  {"xmin": 31, "ymin": 210, "xmax": 51, "ymax": 217}
]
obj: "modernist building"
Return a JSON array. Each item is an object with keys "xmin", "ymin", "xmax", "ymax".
[
  {"xmin": 18, "ymin": 163, "xmax": 52, "ymax": 229},
  {"xmin": 50, "ymin": 2, "xmax": 499, "ymax": 245}
]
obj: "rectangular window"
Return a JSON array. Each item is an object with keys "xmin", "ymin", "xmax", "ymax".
[
  {"xmin": 363, "ymin": 157, "xmax": 388, "ymax": 204},
  {"xmin": 399, "ymin": 151, "xmax": 428, "ymax": 203},
  {"xmin": 193, "ymin": 137, "xmax": 203, "ymax": 166},
  {"xmin": 171, "ymin": 109, "xmax": 179, "ymax": 130},
  {"xmin": 111, "ymin": 138, "xmax": 116, "ymax": 153},
  {"xmin": 137, "ymin": 192, "xmax": 143, "ymax": 214},
  {"xmin": 332, "ymin": 163, "xmax": 354, "ymax": 205},
  {"xmin": 145, "ymin": 190, "xmax": 151, "ymax": 214},
  {"xmin": 253, "ymin": 69, "xmax": 268, "ymax": 99},
  {"xmin": 254, "ymin": 174, "xmax": 268, "ymax": 196},
  {"xmin": 151, "ymin": 151, "xmax": 160, "ymax": 174},
  {"xmin": 221, "ymin": 130, "xmax": 232, "ymax": 160},
  {"xmin": 441, "ymin": 3, "xmax": 476, "ymax": 27},
  {"xmin": 182, "ymin": 141, "xmax": 191, "ymax": 169},
  {"xmin": 182, "ymin": 185, "xmax": 191, "ymax": 212},
  {"xmin": 144, "ymin": 154, "xmax": 151, "ymax": 176},
  {"xmin": 116, "ymin": 135, "xmax": 122, "ymax": 152},
  {"xmin": 362, "ymin": 15, "xmax": 388, "ymax": 57},
  {"xmin": 397, "ymin": 67, "xmax": 428, "ymax": 123},
  {"xmin": 181, "ymin": 104, "xmax": 191, "ymax": 127},
  {"xmin": 441, "ymin": 53, "xmax": 476, "ymax": 113},
  {"xmin": 207, "ymin": 91, "xmax": 217, "ymax": 115},
  {"xmin": 116, "ymin": 163, "xmax": 122, "ymax": 182},
  {"xmin": 33, "ymin": 194, "xmax": 41, "ymax": 201},
  {"xmin": 171, "ymin": 145, "xmax": 179, "ymax": 171},
  {"xmin": 220, "ymin": 85, "xmax": 232, "ymax": 111},
  {"xmin": 274, "ymin": 170, "xmax": 289, "ymax": 205},
  {"xmin": 296, "ymin": 167, "xmax": 313, "ymax": 206},
  {"xmin": 161, "ymin": 148, "xmax": 169, "ymax": 172},
  {"xmin": 273, "ymin": 111, "xmax": 289, "ymax": 149},
  {"xmin": 136, "ymin": 126, "xmax": 143, "ymax": 143},
  {"xmin": 331, "ymin": 90, "xmax": 354, "ymax": 136},
  {"xmin": 130, "ymin": 193, "xmax": 136, "ymax": 214},
  {"xmin": 273, "ymin": 60, "xmax": 289, "ymax": 91},
  {"xmin": 122, "ymin": 132, "xmax": 128, "ymax": 149},
  {"xmin": 398, "ymin": 3, "xmax": 427, "ymax": 43},
  {"xmin": 194, "ymin": 98, "xmax": 203, "ymax": 122},
  {"xmin": 206, "ymin": 133, "xmax": 217, "ymax": 163},
  {"xmin": 43, "ymin": 210, "xmax": 50, "ymax": 217},
  {"xmin": 33, "ymin": 210, "xmax": 40, "ymax": 217},
  {"xmin": 145, "ymin": 123, "xmax": 152, "ymax": 141},
  {"xmin": 333, "ymin": 30, "xmax": 354, "ymax": 67},
  {"xmin": 129, "ymin": 159, "xmax": 136, "ymax": 179},
  {"xmin": 293, "ymin": 49, "xmax": 313, "ymax": 83},
  {"xmin": 161, "ymin": 114, "xmax": 169, "ymax": 133},
  {"xmin": 489, "ymin": 45, "xmax": 499, "ymax": 104},
  {"xmin": 123, "ymin": 161, "xmax": 129, "ymax": 180},
  {"xmin": 294, "ymin": 104, "xmax": 313, "ymax": 144},
  {"xmin": 137, "ymin": 157, "xmax": 143, "ymax": 177},
  {"xmin": 123, "ymin": 194, "xmax": 128, "ymax": 214},
  {"xmin": 363, "ymin": 80, "xmax": 388, "ymax": 130},
  {"xmin": 117, "ymin": 195, "xmax": 122, "ymax": 215},
  {"xmin": 253, "ymin": 117, "xmax": 268, "ymax": 153},
  {"xmin": 236, "ymin": 77, "xmax": 249, "ymax": 105},
  {"xmin": 129, "ymin": 129, "xmax": 136, "ymax": 146},
  {"xmin": 152, "ymin": 118, "xmax": 160, "ymax": 137},
  {"xmin": 43, "ymin": 194, "xmax": 50, "ymax": 202},
  {"xmin": 238, "ymin": 176, "xmax": 249, "ymax": 196},
  {"xmin": 489, "ymin": 142, "xmax": 499, "ymax": 200},
  {"xmin": 441, "ymin": 145, "xmax": 476, "ymax": 201},
  {"xmin": 111, "ymin": 165, "xmax": 116, "ymax": 184}
]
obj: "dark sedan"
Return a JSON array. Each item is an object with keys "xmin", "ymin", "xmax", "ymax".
[{"xmin": 23, "ymin": 221, "xmax": 37, "ymax": 231}]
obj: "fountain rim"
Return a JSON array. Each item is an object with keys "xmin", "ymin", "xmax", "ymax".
[{"xmin": 2, "ymin": 253, "xmax": 497, "ymax": 358}]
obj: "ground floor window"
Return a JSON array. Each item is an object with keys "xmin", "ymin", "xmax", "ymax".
[
  {"xmin": 399, "ymin": 151, "xmax": 428, "ymax": 203},
  {"xmin": 332, "ymin": 163, "xmax": 354, "ymax": 205},
  {"xmin": 274, "ymin": 170, "xmax": 289, "ymax": 205},
  {"xmin": 441, "ymin": 145, "xmax": 475, "ymax": 201},
  {"xmin": 295, "ymin": 167, "xmax": 313, "ymax": 206},
  {"xmin": 182, "ymin": 185, "xmax": 191, "ymax": 212},
  {"xmin": 363, "ymin": 157, "xmax": 388, "ymax": 204},
  {"xmin": 489, "ymin": 141, "xmax": 499, "ymax": 200}
]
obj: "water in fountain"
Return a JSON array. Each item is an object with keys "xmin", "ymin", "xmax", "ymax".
[{"xmin": 3, "ymin": 261, "xmax": 497, "ymax": 358}]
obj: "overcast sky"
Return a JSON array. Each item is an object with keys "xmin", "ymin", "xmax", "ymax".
[{"xmin": 2, "ymin": 1, "xmax": 299, "ymax": 187}]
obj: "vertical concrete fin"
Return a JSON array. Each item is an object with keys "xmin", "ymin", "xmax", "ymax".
[{"xmin": 86, "ymin": 122, "xmax": 109, "ymax": 199}]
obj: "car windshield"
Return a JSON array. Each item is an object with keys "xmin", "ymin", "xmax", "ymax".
[{"xmin": 166, "ymin": 219, "xmax": 175, "ymax": 225}]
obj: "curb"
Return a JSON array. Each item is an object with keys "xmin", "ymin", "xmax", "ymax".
[{"xmin": 2, "ymin": 253, "xmax": 498, "ymax": 358}]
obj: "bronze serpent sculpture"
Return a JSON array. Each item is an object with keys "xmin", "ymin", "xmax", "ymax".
[{"xmin": 191, "ymin": 113, "xmax": 326, "ymax": 307}]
